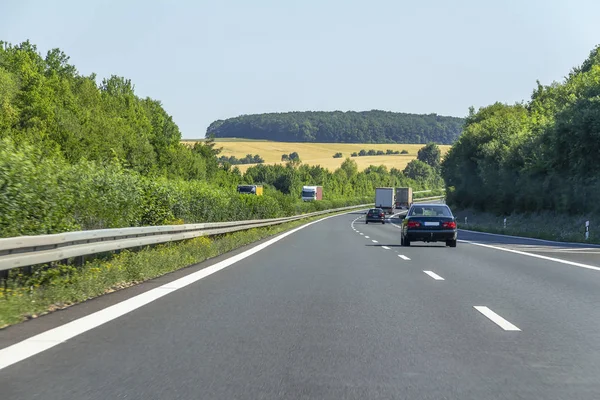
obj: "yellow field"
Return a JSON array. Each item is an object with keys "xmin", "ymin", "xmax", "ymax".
[{"xmin": 181, "ymin": 139, "xmax": 451, "ymax": 172}]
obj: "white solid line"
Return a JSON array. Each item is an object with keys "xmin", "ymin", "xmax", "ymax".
[
  {"xmin": 382, "ymin": 246, "xmax": 390, "ymax": 250},
  {"xmin": 459, "ymin": 229, "xmax": 600, "ymax": 248},
  {"xmin": 423, "ymin": 270, "xmax": 444, "ymax": 280},
  {"xmin": 0, "ymin": 211, "xmax": 351, "ymax": 371},
  {"xmin": 462, "ymin": 241, "xmax": 600, "ymax": 272},
  {"xmin": 473, "ymin": 306, "xmax": 521, "ymax": 331},
  {"xmin": 372, "ymin": 240, "xmax": 378, "ymax": 243},
  {"xmin": 398, "ymin": 255, "xmax": 410, "ymax": 260}
]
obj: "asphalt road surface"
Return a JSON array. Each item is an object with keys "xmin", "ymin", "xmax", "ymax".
[{"xmin": 2, "ymin": 211, "xmax": 600, "ymax": 399}]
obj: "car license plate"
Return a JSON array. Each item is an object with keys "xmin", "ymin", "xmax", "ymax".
[{"xmin": 424, "ymin": 222, "xmax": 439, "ymax": 226}]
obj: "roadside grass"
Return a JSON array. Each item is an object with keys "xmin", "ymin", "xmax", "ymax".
[
  {"xmin": 454, "ymin": 208, "xmax": 599, "ymax": 245},
  {"xmin": 181, "ymin": 139, "xmax": 451, "ymax": 172},
  {"xmin": 0, "ymin": 209, "xmax": 359, "ymax": 329}
]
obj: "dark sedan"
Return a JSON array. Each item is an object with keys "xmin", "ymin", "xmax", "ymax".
[
  {"xmin": 365, "ymin": 208, "xmax": 386, "ymax": 224},
  {"xmin": 401, "ymin": 204, "xmax": 457, "ymax": 247}
]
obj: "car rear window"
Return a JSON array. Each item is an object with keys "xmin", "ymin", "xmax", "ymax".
[{"xmin": 409, "ymin": 205, "xmax": 452, "ymax": 217}]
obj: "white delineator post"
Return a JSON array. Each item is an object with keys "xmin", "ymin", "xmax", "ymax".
[
  {"xmin": 586, "ymin": 221, "xmax": 590, "ymax": 240},
  {"xmin": 504, "ymin": 218, "xmax": 507, "ymax": 229},
  {"xmin": 465, "ymin": 217, "xmax": 468, "ymax": 225}
]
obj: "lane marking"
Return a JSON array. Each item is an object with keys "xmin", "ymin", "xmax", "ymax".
[
  {"xmin": 382, "ymin": 246, "xmax": 390, "ymax": 250},
  {"xmin": 0, "ymin": 211, "xmax": 356, "ymax": 371},
  {"xmin": 473, "ymin": 306, "xmax": 521, "ymax": 331},
  {"xmin": 372, "ymin": 240, "xmax": 378, "ymax": 243},
  {"xmin": 398, "ymin": 255, "xmax": 410, "ymax": 260},
  {"xmin": 360, "ymin": 233, "xmax": 364, "ymax": 235},
  {"xmin": 462, "ymin": 240, "xmax": 600, "ymax": 272},
  {"xmin": 364, "ymin": 236, "xmax": 370, "ymax": 239},
  {"xmin": 423, "ymin": 270, "xmax": 444, "ymax": 280},
  {"xmin": 459, "ymin": 229, "xmax": 600, "ymax": 248}
]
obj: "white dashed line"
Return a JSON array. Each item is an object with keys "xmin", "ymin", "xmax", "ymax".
[
  {"xmin": 398, "ymin": 255, "xmax": 410, "ymax": 260},
  {"xmin": 365, "ymin": 236, "xmax": 370, "ymax": 239},
  {"xmin": 360, "ymin": 233, "xmax": 364, "ymax": 235},
  {"xmin": 382, "ymin": 246, "xmax": 390, "ymax": 250},
  {"xmin": 423, "ymin": 270, "xmax": 444, "ymax": 280},
  {"xmin": 372, "ymin": 240, "xmax": 378, "ymax": 243},
  {"xmin": 474, "ymin": 306, "xmax": 521, "ymax": 331}
]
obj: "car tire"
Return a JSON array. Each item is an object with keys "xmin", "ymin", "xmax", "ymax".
[
  {"xmin": 447, "ymin": 239, "xmax": 457, "ymax": 248},
  {"xmin": 402, "ymin": 237, "xmax": 410, "ymax": 247},
  {"xmin": 365, "ymin": 221, "xmax": 369, "ymax": 224},
  {"xmin": 382, "ymin": 221, "xmax": 385, "ymax": 224}
]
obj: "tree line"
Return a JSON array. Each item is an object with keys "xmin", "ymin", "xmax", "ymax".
[
  {"xmin": 218, "ymin": 154, "xmax": 264, "ymax": 165},
  {"xmin": 349, "ymin": 149, "xmax": 409, "ymax": 157},
  {"xmin": 442, "ymin": 45, "xmax": 600, "ymax": 215},
  {"xmin": 0, "ymin": 40, "xmax": 444, "ymax": 237},
  {"xmin": 206, "ymin": 110, "xmax": 464, "ymax": 144}
]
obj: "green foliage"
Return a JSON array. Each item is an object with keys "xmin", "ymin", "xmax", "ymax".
[
  {"xmin": 417, "ymin": 142, "xmax": 441, "ymax": 169},
  {"xmin": 333, "ymin": 152, "xmax": 343, "ymax": 158},
  {"xmin": 352, "ymin": 149, "xmax": 401, "ymax": 157},
  {"xmin": 351, "ymin": 152, "xmax": 358, "ymax": 157},
  {"xmin": 218, "ymin": 153, "xmax": 264, "ymax": 165},
  {"xmin": 207, "ymin": 110, "xmax": 464, "ymax": 144},
  {"xmin": 442, "ymin": 45, "xmax": 600, "ymax": 215},
  {"xmin": 400, "ymin": 149, "xmax": 409, "ymax": 154}
]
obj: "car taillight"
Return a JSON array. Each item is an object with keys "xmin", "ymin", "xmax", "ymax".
[
  {"xmin": 407, "ymin": 221, "xmax": 421, "ymax": 228},
  {"xmin": 379, "ymin": 213, "xmax": 384, "ymax": 217},
  {"xmin": 442, "ymin": 221, "xmax": 457, "ymax": 229}
]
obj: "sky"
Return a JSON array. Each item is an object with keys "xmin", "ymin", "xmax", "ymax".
[{"xmin": 1, "ymin": 0, "xmax": 599, "ymax": 139}]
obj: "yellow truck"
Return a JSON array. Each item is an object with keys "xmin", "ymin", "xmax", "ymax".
[{"xmin": 237, "ymin": 185, "xmax": 263, "ymax": 196}]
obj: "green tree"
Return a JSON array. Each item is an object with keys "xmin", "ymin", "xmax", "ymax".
[{"xmin": 417, "ymin": 143, "xmax": 441, "ymax": 169}]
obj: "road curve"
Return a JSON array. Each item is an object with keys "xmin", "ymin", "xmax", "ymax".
[{"xmin": 2, "ymin": 211, "xmax": 600, "ymax": 399}]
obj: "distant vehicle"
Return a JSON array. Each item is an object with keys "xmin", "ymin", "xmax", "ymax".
[
  {"xmin": 395, "ymin": 187, "xmax": 413, "ymax": 209},
  {"xmin": 237, "ymin": 185, "xmax": 263, "ymax": 196},
  {"xmin": 400, "ymin": 203, "xmax": 457, "ymax": 247},
  {"xmin": 302, "ymin": 185, "xmax": 323, "ymax": 201},
  {"xmin": 365, "ymin": 208, "xmax": 385, "ymax": 224},
  {"xmin": 375, "ymin": 187, "xmax": 395, "ymax": 214}
]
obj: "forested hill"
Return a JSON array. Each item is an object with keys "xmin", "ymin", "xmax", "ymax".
[{"xmin": 206, "ymin": 111, "xmax": 464, "ymax": 144}]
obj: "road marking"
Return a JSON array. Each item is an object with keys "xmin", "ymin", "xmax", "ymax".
[
  {"xmin": 473, "ymin": 306, "xmax": 521, "ymax": 331},
  {"xmin": 462, "ymin": 241, "xmax": 600, "ymax": 272},
  {"xmin": 372, "ymin": 240, "xmax": 378, "ymax": 243},
  {"xmin": 382, "ymin": 246, "xmax": 390, "ymax": 250},
  {"xmin": 423, "ymin": 270, "xmax": 444, "ymax": 280},
  {"xmin": 459, "ymin": 229, "xmax": 600, "ymax": 248},
  {"xmin": 365, "ymin": 236, "xmax": 370, "ymax": 239},
  {"xmin": 398, "ymin": 255, "xmax": 410, "ymax": 260},
  {"xmin": 0, "ymin": 211, "xmax": 354, "ymax": 371},
  {"xmin": 360, "ymin": 233, "xmax": 364, "ymax": 235}
]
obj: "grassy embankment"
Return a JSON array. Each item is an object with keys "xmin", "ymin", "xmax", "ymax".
[
  {"xmin": 454, "ymin": 209, "xmax": 599, "ymax": 245},
  {"xmin": 182, "ymin": 139, "xmax": 451, "ymax": 172}
]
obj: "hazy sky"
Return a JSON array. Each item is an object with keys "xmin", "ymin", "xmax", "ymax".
[{"xmin": 1, "ymin": 0, "xmax": 598, "ymax": 138}]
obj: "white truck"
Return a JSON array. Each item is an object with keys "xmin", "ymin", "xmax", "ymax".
[
  {"xmin": 301, "ymin": 185, "xmax": 323, "ymax": 201},
  {"xmin": 375, "ymin": 187, "xmax": 395, "ymax": 215}
]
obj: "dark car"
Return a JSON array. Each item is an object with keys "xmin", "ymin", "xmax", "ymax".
[
  {"xmin": 365, "ymin": 208, "xmax": 386, "ymax": 224},
  {"xmin": 401, "ymin": 204, "xmax": 457, "ymax": 247}
]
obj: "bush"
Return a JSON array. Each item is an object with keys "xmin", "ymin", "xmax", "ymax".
[
  {"xmin": 333, "ymin": 152, "xmax": 343, "ymax": 158},
  {"xmin": 400, "ymin": 149, "xmax": 409, "ymax": 154}
]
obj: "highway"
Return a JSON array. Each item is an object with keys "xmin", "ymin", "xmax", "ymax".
[{"xmin": 2, "ymin": 210, "xmax": 600, "ymax": 399}]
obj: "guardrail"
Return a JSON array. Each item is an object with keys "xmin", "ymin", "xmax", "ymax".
[
  {"xmin": 0, "ymin": 204, "xmax": 372, "ymax": 273},
  {"xmin": 0, "ymin": 196, "xmax": 445, "ymax": 274}
]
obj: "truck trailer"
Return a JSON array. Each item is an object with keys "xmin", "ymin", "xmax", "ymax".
[
  {"xmin": 375, "ymin": 187, "xmax": 395, "ymax": 214},
  {"xmin": 395, "ymin": 187, "xmax": 413, "ymax": 209}
]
